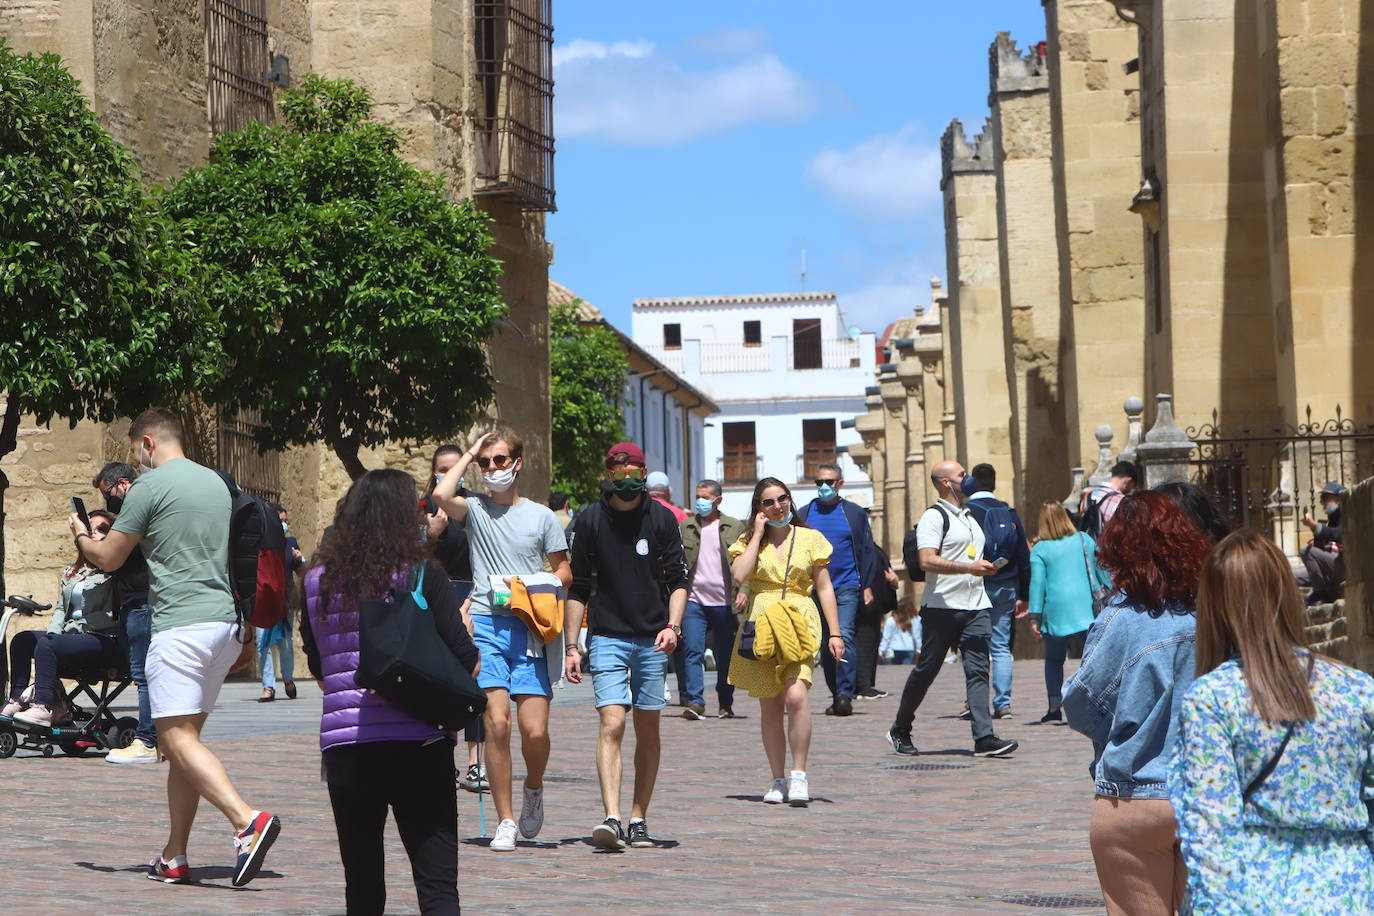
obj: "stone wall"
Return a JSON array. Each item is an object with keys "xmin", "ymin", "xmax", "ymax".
[{"xmin": 1325, "ymin": 474, "xmax": 1374, "ymax": 671}]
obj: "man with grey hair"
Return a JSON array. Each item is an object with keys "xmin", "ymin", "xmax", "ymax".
[{"xmin": 677, "ymin": 479, "xmax": 748, "ymax": 718}]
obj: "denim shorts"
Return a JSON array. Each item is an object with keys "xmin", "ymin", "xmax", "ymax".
[
  {"xmin": 471, "ymin": 614, "xmax": 552, "ymax": 698},
  {"xmin": 588, "ymin": 635, "xmax": 669, "ymax": 711}
]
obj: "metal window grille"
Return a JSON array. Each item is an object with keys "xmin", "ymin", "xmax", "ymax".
[
  {"xmin": 205, "ymin": 0, "xmax": 272, "ymax": 135},
  {"xmin": 475, "ymin": 0, "xmax": 556, "ymax": 211}
]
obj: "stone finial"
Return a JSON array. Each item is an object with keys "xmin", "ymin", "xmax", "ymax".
[
  {"xmin": 942, "ymin": 118, "xmax": 994, "ymax": 183},
  {"xmin": 1120, "ymin": 396, "xmax": 1145, "ymax": 463},
  {"xmin": 1063, "ymin": 467, "xmax": 1087, "ymax": 517},
  {"xmin": 1136, "ymin": 393, "xmax": 1198, "ymax": 487},
  {"xmin": 990, "ymin": 32, "xmax": 1049, "ymax": 93},
  {"xmin": 1087, "ymin": 425, "xmax": 1116, "ymax": 486}
]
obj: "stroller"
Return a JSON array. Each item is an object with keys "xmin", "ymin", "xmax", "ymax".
[{"xmin": 0, "ymin": 595, "xmax": 139, "ymax": 759}]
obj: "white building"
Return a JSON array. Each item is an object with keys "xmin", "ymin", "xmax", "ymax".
[
  {"xmin": 550, "ymin": 281, "xmax": 715, "ymax": 506},
  {"xmin": 633, "ymin": 292, "xmax": 876, "ymax": 519}
]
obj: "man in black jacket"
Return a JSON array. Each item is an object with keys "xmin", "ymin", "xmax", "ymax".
[
  {"xmin": 1299, "ymin": 481, "xmax": 1346, "ymax": 603},
  {"xmin": 565, "ymin": 441, "xmax": 688, "ymax": 851}
]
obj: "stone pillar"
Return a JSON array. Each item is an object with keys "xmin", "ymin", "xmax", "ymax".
[
  {"xmin": 989, "ymin": 31, "xmax": 1069, "ymax": 516},
  {"xmin": 942, "ymin": 118, "xmax": 1015, "ymax": 479},
  {"xmin": 855, "ymin": 395, "xmax": 887, "ymax": 545},
  {"xmin": 1135, "ymin": 393, "xmax": 1196, "ymax": 487},
  {"xmin": 1062, "ymin": 466, "xmax": 1088, "ymax": 529},
  {"xmin": 1086, "ymin": 425, "xmax": 1116, "ymax": 486},
  {"xmin": 880, "ymin": 375, "xmax": 910, "ymax": 545},
  {"xmin": 1119, "ymin": 396, "xmax": 1145, "ymax": 463}
]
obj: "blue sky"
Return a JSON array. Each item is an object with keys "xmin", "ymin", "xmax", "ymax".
[{"xmin": 547, "ymin": 2, "xmax": 1049, "ymax": 335}]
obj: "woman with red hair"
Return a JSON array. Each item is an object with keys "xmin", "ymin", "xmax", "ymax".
[{"xmin": 1062, "ymin": 490, "xmax": 1215, "ymax": 916}]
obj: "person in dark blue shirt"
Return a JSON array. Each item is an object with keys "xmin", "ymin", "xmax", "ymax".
[{"xmin": 796, "ymin": 462, "xmax": 880, "ymax": 717}]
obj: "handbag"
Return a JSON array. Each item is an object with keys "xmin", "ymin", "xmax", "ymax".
[
  {"xmin": 1242, "ymin": 653, "xmax": 1315, "ymax": 804},
  {"xmin": 1078, "ymin": 533, "xmax": 1111, "ymax": 616},
  {"xmin": 738, "ymin": 531, "xmax": 797, "ymax": 661},
  {"xmin": 355, "ymin": 563, "xmax": 487, "ymax": 731}
]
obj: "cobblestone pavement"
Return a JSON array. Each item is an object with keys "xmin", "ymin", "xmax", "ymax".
[{"xmin": 0, "ymin": 660, "xmax": 1106, "ymax": 915}]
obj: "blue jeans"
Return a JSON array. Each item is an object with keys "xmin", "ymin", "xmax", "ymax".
[
  {"xmin": 986, "ymin": 581, "xmax": 1017, "ymax": 711},
  {"xmin": 820, "ymin": 585, "xmax": 862, "ymax": 699},
  {"xmin": 119, "ymin": 603, "xmax": 156, "ymax": 746},
  {"xmin": 681, "ymin": 600, "xmax": 737, "ymax": 709},
  {"xmin": 258, "ymin": 616, "xmax": 295, "ymax": 689},
  {"xmin": 1043, "ymin": 630, "xmax": 1087, "ymax": 709}
]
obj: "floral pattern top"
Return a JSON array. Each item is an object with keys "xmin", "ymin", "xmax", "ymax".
[{"xmin": 1168, "ymin": 652, "xmax": 1374, "ymax": 914}]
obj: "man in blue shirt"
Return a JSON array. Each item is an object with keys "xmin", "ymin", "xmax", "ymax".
[
  {"xmin": 962, "ymin": 463, "xmax": 1030, "ymax": 718},
  {"xmin": 797, "ymin": 462, "xmax": 880, "ymax": 717}
]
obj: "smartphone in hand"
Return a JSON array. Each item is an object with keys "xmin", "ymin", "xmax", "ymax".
[{"xmin": 70, "ymin": 496, "xmax": 91, "ymax": 533}]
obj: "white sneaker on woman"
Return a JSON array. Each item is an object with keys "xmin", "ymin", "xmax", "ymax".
[
  {"xmin": 788, "ymin": 770, "xmax": 810, "ymax": 807},
  {"xmin": 762, "ymin": 778, "xmax": 788, "ymax": 804},
  {"xmin": 490, "ymin": 818, "xmax": 518, "ymax": 851}
]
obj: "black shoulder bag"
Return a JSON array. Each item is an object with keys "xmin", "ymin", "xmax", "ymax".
[
  {"xmin": 1242, "ymin": 653, "xmax": 1316, "ymax": 804},
  {"xmin": 355, "ymin": 563, "xmax": 487, "ymax": 731}
]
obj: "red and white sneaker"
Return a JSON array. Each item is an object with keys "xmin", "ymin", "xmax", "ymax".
[
  {"xmin": 232, "ymin": 810, "xmax": 281, "ymax": 887},
  {"xmin": 148, "ymin": 855, "xmax": 191, "ymax": 884}
]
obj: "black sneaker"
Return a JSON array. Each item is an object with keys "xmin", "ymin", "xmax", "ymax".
[
  {"xmin": 1039, "ymin": 708, "xmax": 1063, "ymax": 724},
  {"xmin": 682, "ymin": 703, "xmax": 705, "ymax": 720},
  {"xmin": 993, "ymin": 706, "xmax": 1014, "ymax": 720},
  {"xmin": 592, "ymin": 817, "xmax": 626, "ymax": 850},
  {"xmin": 885, "ymin": 727, "xmax": 919, "ymax": 756},
  {"xmin": 626, "ymin": 820, "xmax": 653, "ymax": 848},
  {"xmin": 973, "ymin": 735, "xmax": 1019, "ymax": 757},
  {"xmin": 856, "ymin": 687, "xmax": 890, "ymax": 700},
  {"xmin": 717, "ymin": 706, "xmax": 736, "ymax": 719},
  {"xmin": 957, "ymin": 702, "xmax": 972, "ymax": 721}
]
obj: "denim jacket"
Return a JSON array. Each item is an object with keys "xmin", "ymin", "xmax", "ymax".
[{"xmin": 1062, "ymin": 595, "xmax": 1197, "ymax": 799}]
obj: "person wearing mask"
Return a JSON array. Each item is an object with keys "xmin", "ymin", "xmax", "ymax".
[
  {"xmin": 72, "ymin": 408, "xmax": 280, "ymax": 887},
  {"xmin": 1078, "ymin": 461, "xmax": 1140, "ymax": 536},
  {"xmin": 796, "ymin": 461, "xmax": 880, "ymax": 718},
  {"xmin": 424, "ymin": 444, "xmax": 487, "ymax": 793},
  {"xmin": 431, "ymin": 427, "xmax": 571, "ymax": 854},
  {"xmin": 885, "ymin": 460, "xmax": 1019, "ymax": 759},
  {"xmin": 1027, "ymin": 501, "xmax": 1110, "ymax": 724},
  {"xmin": 962, "ymin": 463, "xmax": 1031, "ymax": 719},
  {"xmin": 564, "ymin": 442, "xmax": 689, "ymax": 849},
  {"xmin": 1169, "ymin": 530, "xmax": 1374, "ymax": 912},
  {"xmin": 304, "ymin": 469, "xmax": 480, "ymax": 914},
  {"xmin": 677, "ymin": 479, "xmax": 747, "ymax": 719},
  {"xmin": 4, "ymin": 510, "xmax": 122, "ymax": 728},
  {"xmin": 91, "ymin": 461, "xmax": 160, "ymax": 762},
  {"xmin": 256, "ymin": 503, "xmax": 303, "ymax": 702},
  {"xmin": 1297, "ymin": 481, "xmax": 1346, "ymax": 604},
  {"xmin": 646, "ymin": 471, "xmax": 688, "ymax": 523},
  {"xmin": 728, "ymin": 477, "xmax": 844, "ymax": 807},
  {"xmin": 1062, "ymin": 491, "xmax": 1214, "ymax": 915}
]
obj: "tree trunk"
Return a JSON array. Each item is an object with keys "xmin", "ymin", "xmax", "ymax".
[
  {"xmin": 330, "ymin": 434, "xmax": 367, "ymax": 481},
  {"xmin": 0, "ymin": 397, "xmax": 22, "ymax": 609}
]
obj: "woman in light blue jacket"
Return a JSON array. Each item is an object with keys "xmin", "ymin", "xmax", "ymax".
[
  {"xmin": 1062, "ymin": 492, "xmax": 1216, "ymax": 916},
  {"xmin": 1027, "ymin": 501, "xmax": 1110, "ymax": 724}
]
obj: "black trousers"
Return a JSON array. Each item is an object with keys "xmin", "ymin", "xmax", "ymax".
[
  {"xmin": 892, "ymin": 606, "xmax": 992, "ymax": 741},
  {"xmin": 325, "ymin": 739, "xmax": 460, "ymax": 915},
  {"xmin": 8, "ymin": 630, "xmax": 121, "ymax": 706},
  {"xmin": 853, "ymin": 602, "xmax": 882, "ymax": 694}
]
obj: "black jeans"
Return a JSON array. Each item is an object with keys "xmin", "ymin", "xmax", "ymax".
[
  {"xmin": 892, "ymin": 606, "xmax": 993, "ymax": 741},
  {"xmin": 853, "ymin": 601, "xmax": 882, "ymax": 694},
  {"xmin": 325, "ymin": 739, "xmax": 460, "ymax": 915},
  {"xmin": 8, "ymin": 630, "xmax": 121, "ymax": 707}
]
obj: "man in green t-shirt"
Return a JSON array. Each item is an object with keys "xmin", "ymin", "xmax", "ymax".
[{"xmin": 72, "ymin": 408, "xmax": 281, "ymax": 888}]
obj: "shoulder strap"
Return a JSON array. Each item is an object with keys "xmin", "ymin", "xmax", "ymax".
[
  {"xmin": 778, "ymin": 530, "xmax": 798, "ymax": 601},
  {"xmin": 1242, "ymin": 653, "xmax": 1315, "ymax": 803},
  {"xmin": 932, "ymin": 504, "xmax": 950, "ymax": 548}
]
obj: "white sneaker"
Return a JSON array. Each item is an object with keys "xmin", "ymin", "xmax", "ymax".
[
  {"xmin": 107, "ymin": 738, "xmax": 160, "ymax": 763},
  {"xmin": 490, "ymin": 818, "xmax": 518, "ymax": 851},
  {"xmin": 763, "ymin": 777, "xmax": 787, "ymax": 804},
  {"xmin": 518, "ymin": 784, "xmax": 545, "ymax": 838},
  {"xmin": 788, "ymin": 770, "xmax": 810, "ymax": 807}
]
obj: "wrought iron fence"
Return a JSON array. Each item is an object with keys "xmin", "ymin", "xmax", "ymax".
[
  {"xmin": 475, "ymin": 0, "xmax": 555, "ymax": 211},
  {"xmin": 1186, "ymin": 406, "xmax": 1374, "ymax": 553},
  {"xmin": 205, "ymin": 0, "xmax": 273, "ymax": 135}
]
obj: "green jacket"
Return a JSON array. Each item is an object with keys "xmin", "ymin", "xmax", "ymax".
[
  {"xmin": 48, "ymin": 565, "xmax": 118, "ymax": 636},
  {"xmin": 680, "ymin": 512, "xmax": 748, "ymax": 608}
]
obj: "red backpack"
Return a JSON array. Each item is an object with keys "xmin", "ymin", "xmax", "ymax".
[{"xmin": 217, "ymin": 473, "xmax": 288, "ymax": 632}]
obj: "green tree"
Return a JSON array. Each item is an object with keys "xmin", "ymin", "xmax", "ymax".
[
  {"xmin": 159, "ymin": 75, "xmax": 506, "ymax": 479},
  {"xmin": 549, "ymin": 300, "xmax": 629, "ymax": 504},
  {"xmin": 0, "ymin": 41, "xmax": 211, "ymax": 600}
]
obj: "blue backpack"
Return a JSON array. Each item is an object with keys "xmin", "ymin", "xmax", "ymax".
[{"xmin": 968, "ymin": 500, "xmax": 1021, "ymax": 565}]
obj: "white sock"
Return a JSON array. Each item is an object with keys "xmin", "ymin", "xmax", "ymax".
[{"xmin": 629, "ymin": 817, "xmax": 645, "ymax": 825}]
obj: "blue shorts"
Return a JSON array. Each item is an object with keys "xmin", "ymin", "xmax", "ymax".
[
  {"xmin": 471, "ymin": 614, "xmax": 552, "ymax": 698},
  {"xmin": 588, "ymin": 635, "xmax": 669, "ymax": 711}
]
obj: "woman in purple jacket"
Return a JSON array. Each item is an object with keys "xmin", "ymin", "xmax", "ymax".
[{"xmin": 304, "ymin": 469, "xmax": 480, "ymax": 916}]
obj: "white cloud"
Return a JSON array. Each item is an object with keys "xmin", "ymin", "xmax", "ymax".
[
  {"xmin": 554, "ymin": 34, "xmax": 819, "ymax": 146},
  {"xmin": 807, "ymin": 125, "xmax": 943, "ymax": 222},
  {"xmin": 837, "ymin": 256, "xmax": 946, "ymax": 334}
]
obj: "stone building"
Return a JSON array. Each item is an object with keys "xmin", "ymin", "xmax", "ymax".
[{"xmin": 1, "ymin": 0, "xmax": 555, "ymax": 602}]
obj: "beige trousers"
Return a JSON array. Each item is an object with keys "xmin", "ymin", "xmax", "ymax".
[{"xmin": 1089, "ymin": 795, "xmax": 1187, "ymax": 916}]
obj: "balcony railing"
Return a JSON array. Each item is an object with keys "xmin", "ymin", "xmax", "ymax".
[
  {"xmin": 474, "ymin": 0, "xmax": 556, "ymax": 211},
  {"xmin": 643, "ymin": 337, "xmax": 866, "ymax": 375}
]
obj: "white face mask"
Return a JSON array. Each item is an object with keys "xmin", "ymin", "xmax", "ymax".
[
  {"xmin": 137, "ymin": 441, "xmax": 154, "ymax": 472},
  {"xmin": 483, "ymin": 465, "xmax": 518, "ymax": 493}
]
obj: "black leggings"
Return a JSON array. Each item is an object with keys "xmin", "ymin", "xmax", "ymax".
[
  {"xmin": 8, "ymin": 630, "xmax": 121, "ymax": 706},
  {"xmin": 325, "ymin": 739, "xmax": 460, "ymax": 915}
]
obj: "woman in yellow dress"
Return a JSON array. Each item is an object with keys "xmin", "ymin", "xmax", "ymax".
[{"xmin": 728, "ymin": 477, "xmax": 843, "ymax": 808}]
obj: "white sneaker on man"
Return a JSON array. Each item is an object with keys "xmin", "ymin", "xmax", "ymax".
[
  {"xmin": 788, "ymin": 770, "xmax": 810, "ymax": 807},
  {"xmin": 107, "ymin": 738, "xmax": 159, "ymax": 763},
  {"xmin": 490, "ymin": 818, "xmax": 519, "ymax": 851},
  {"xmin": 763, "ymin": 777, "xmax": 788, "ymax": 804},
  {"xmin": 518, "ymin": 784, "xmax": 544, "ymax": 838}
]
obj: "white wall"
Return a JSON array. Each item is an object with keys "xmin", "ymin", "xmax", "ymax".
[
  {"xmin": 620, "ymin": 370, "xmax": 708, "ymax": 509},
  {"xmin": 633, "ymin": 298, "xmax": 847, "ymax": 347}
]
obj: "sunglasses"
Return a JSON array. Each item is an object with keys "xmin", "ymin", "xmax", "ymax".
[
  {"xmin": 92, "ymin": 525, "xmax": 111, "ymax": 536},
  {"xmin": 814, "ymin": 478, "xmax": 839, "ymax": 487},
  {"xmin": 609, "ymin": 467, "xmax": 646, "ymax": 481},
  {"xmin": 475, "ymin": 454, "xmax": 514, "ymax": 470},
  {"xmin": 760, "ymin": 494, "xmax": 791, "ymax": 508}
]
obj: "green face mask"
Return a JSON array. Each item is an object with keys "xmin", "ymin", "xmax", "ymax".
[{"xmin": 611, "ymin": 475, "xmax": 646, "ymax": 497}]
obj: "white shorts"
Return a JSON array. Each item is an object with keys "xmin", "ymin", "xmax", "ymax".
[{"xmin": 146, "ymin": 621, "xmax": 241, "ymax": 719}]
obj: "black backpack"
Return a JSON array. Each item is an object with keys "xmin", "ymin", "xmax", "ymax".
[
  {"xmin": 217, "ymin": 472, "xmax": 287, "ymax": 639},
  {"xmin": 903, "ymin": 505, "xmax": 949, "ymax": 583},
  {"xmin": 1077, "ymin": 493, "xmax": 1105, "ymax": 538}
]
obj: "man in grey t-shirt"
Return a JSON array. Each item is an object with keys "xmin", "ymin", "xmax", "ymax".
[{"xmin": 433, "ymin": 427, "xmax": 570, "ymax": 853}]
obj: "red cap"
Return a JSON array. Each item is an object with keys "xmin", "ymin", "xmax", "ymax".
[{"xmin": 605, "ymin": 441, "xmax": 646, "ymax": 468}]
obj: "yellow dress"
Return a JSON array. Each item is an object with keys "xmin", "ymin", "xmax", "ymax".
[{"xmin": 727, "ymin": 526, "xmax": 833, "ymax": 699}]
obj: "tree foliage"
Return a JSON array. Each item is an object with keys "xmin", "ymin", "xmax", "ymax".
[
  {"xmin": 549, "ymin": 300, "xmax": 629, "ymax": 504},
  {"xmin": 159, "ymin": 75, "xmax": 506, "ymax": 479}
]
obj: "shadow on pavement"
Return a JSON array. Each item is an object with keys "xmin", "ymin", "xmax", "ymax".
[{"xmin": 73, "ymin": 860, "xmax": 277, "ymax": 889}]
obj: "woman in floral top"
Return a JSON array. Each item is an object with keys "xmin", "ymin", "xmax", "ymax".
[{"xmin": 1169, "ymin": 530, "xmax": 1374, "ymax": 914}]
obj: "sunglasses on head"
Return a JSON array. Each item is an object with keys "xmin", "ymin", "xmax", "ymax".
[
  {"xmin": 609, "ymin": 467, "xmax": 645, "ymax": 480},
  {"xmin": 760, "ymin": 494, "xmax": 791, "ymax": 508},
  {"xmin": 476, "ymin": 454, "xmax": 514, "ymax": 470}
]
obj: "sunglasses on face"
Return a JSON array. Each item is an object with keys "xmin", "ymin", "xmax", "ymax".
[
  {"xmin": 92, "ymin": 525, "xmax": 111, "ymax": 536},
  {"xmin": 476, "ymin": 454, "xmax": 514, "ymax": 470},
  {"xmin": 760, "ymin": 494, "xmax": 791, "ymax": 508},
  {"xmin": 609, "ymin": 467, "xmax": 646, "ymax": 481},
  {"xmin": 815, "ymin": 478, "xmax": 839, "ymax": 487}
]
